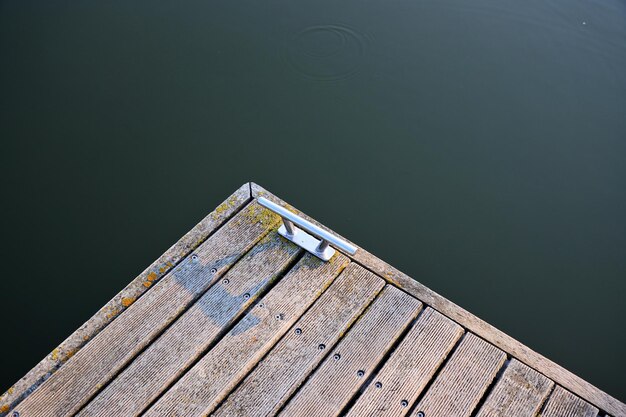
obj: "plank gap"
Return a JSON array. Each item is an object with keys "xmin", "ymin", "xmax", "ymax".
[
  {"xmin": 536, "ymin": 381, "xmax": 558, "ymax": 417},
  {"xmin": 468, "ymin": 358, "xmax": 512, "ymax": 417}
]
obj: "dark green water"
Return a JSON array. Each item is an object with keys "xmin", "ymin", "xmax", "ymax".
[{"xmin": 1, "ymin": 0, "xmax": 625, "ymax": 402}]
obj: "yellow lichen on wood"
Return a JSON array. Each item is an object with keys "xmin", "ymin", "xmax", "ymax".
[
  {"xmin": 105, "ymin": 306, "xmax": 120, "ymax": 319},
  {"xmin": 329, "ymin": 252, "xmax": 339, "ymax": 263},
  {"xmin": 212, "ymin": 194, "xmax": 239, "ymax": 219},
  {"xmin": 51, "ymin": 348, "xmax": 60, "ymax": 361},
  {"xmin": 65, "ymin": 349, "xmax": 77, "ymax": 360},
  {"xmin": 143, "ymin": 281, "xmax": 152, "ymax": 288},
  {"xmin": 121, "ymin": 297, "xmax": 136, "ymax": 307},
  {"xmin": 244, "ymin": 204, "xmax": 279, "ymax": 226},
  {"xmin": 1, "ymin": 404, "xmax": 10, "ymax": 413},
  {"xmin": 147, "ymin": 272, "xmax": 157, "ymax": 281}
]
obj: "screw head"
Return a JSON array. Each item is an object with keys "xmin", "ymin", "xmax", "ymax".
[
  {"xmin": 258, "ymin": 302, "xmax": 265, "ymax": 308},
  {"xmin": 318, "ymin": 343, "xmax": 326, "ymax": 350},
  {"xmin": 211, "ymin": 268, "xmax": 217, "ymax": 274},
  {"xmin": 243, "ymin": 293, "xmax": 250, "ymax": 299},
  {"xmin": 375, "ymin": 381, "xmax": 383, "ymax": 389},
  {"xmin": 333, "ymin": 353, "xmax": 341, "ymax": 361},
  {"xmin": 294, "ymin": 328, "xmax": 302, "ymax": 335},
  {"xmin": 401, "ymin": 400, "xmax": 409, "ymax": 407},
  {"xmin": 191, "ymin": 254, "xmax": 198, "ymax": 260},
  {"xmin": 223, "ymin": 278, "xmax": 230, "ymax": 284},
  {"xmin": 275, "ymin": 314, "xmax": 284, "ymax": 320},
  {"xmin": 13, "ymin": 412, "xmax": 20, "ymax": 417},
  {"xmin": 417, "ymin": 412, "xmax": 425, "ymax": 417},
  {"xmin": 357, "ymin": 370, "xmax": 365, "ymax": 377}
]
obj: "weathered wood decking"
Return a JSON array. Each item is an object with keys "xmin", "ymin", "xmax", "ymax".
[{"xmin": 1, "ymin": 182, "xmax": 624, "ymax": 417}]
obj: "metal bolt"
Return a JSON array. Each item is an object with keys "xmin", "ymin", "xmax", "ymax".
[
  {"xmin": 375, "ymin": 381, "xmax": 383, "ymax": 389},
  {"xmin": 211, "ymin": 268, "xmax": 217, "ymax": 274},
  {"xmin": 223, "ymin": 278, "xmax": 230, "ymax": 284},
  {"xmin": 275, "ymin": 314, "xmax": 284, "ymax": 320},
  {"xmin": 258, "ymin": 302, "xmax": 265, "ymax": 308},
  {"xmin": 318, "ymin": 343, "xmax": 326, "ymax": 350},
  {"xmin": 333, "ymin": 353, "xmax": 341, "ymax": 361},
  {"xmin": 357, "ymin": 370, "xmax": 365, "ymax": 377},
  {"xmin": 401, "ymin": 400, "xmax": 409, "ymax": 407},
  {"xmin": 294, "ymin": 328, "xmax": 302, "ymax": 335},
  {"xmin": 13, "ymin": 412, "xmax": 20, "ymax": 417},
  {"xmin": 283, "ymin": 218, "xmax": 296, "ymax": 236},
  {"xmin": 243, "ymin": 293, "xmax": 250, "ymax": 300},
  {"xmin": 417, "ymin": 412, "xmax": 425, "ymax": 417},
  {"xmin": 191, "ymin": 254, "xmax": 198, "ymax": 260}
]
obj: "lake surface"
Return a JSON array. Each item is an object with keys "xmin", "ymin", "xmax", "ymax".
[{"xmin": 1, "ymin": 0, "xmax": 625, "ymax": 402}]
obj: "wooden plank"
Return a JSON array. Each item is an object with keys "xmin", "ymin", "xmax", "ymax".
[
  {"xmin": 542, "ymin": 386, "xmax": 599, "ymax": 417},
  {"xmin": 0, "ymin": 183, "xmax": 250, "ymax": 416},
  {"xmin": 345, "ymin": 308, "xmax": 464, "ymax": 417},
  {"xmin": 213, "ymin": 264, "xmax": 386, "ymax": 417},
  {"xmin": 278, "ymin": 285, "xmax": 423, "ymax": 417},
  {"xmin": 475, "ymin": 359, "xmax": 554, "ymax": 417},
  {"xmin": 76, "ymin": 232, "xmax": 301, "ymax": 417},
  {"xmin": 143, "ymin": 252, "xmax": 350, "ymax": 417},
  {"xmin": 251, "ymin": 183, "xmax": 626, "ymax": 417},
  {"xmin": 9, "ymin": 199, "xmax": 279, "ymax": 417},
  {"xmin": 409, "ymin": 333, "xmax": 506, "ymax": 417}
]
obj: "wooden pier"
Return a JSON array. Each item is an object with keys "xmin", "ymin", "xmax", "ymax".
[{"xmin": 1, "ymin": 183, "xmax": 624, "ymax": 417}]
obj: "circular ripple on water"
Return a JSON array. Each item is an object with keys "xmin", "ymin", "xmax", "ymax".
[{"xmin": 283, "ymin": 25, "xmax": 369, "ymax": 82}]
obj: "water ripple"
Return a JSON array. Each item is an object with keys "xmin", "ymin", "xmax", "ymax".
[{"xmin": 282, "ymin": 24, "xmax": 370, "ymax": 82}]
